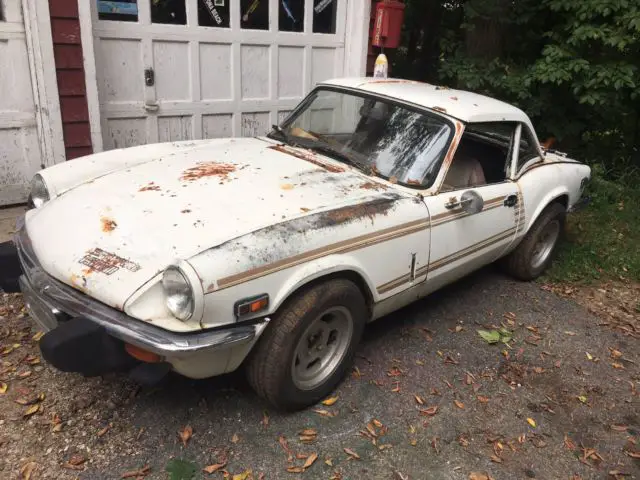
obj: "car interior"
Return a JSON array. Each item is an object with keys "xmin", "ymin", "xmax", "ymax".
[{"xmin": 442, "ymin": 124, "xmax": 514, "ymax": 190}]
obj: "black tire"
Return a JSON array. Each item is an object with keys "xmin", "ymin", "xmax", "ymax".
[
  {"xmin": 501, "ymin": 202, "xmax": 566, "ymax": 281},
  {"xmin": 245, "ymin": 279, "xmax": 367, "ymax": 411}
]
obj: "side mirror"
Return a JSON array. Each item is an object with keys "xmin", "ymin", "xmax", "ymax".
[{"xmin": 460, "ymin": 190, "xmax": 484, "ymax": 214}]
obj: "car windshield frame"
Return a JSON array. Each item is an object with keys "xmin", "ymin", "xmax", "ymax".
[{"xmin": 268, "ymin": 86, "xmax": 457, "ymax": 190}]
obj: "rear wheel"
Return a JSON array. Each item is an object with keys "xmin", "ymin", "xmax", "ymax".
[
  {"xmin": 502, "ymin": 202, "xmax": 566, "ymax": 280},
  {"xmin": 246, "ymin": 279, "xmax": 367, "ymax": 411}
]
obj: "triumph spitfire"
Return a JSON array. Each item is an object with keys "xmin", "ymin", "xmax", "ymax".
[{"xmin": 11, "ymin": 77, "xmax": 590, "ymax": 410}]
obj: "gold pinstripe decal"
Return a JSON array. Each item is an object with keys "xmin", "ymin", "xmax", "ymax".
[
  {"xmin": 216, "ymin": 218, "xmax": 430, "ymax": 291},
  {"xmin": 376, "ymin": 227, "xmax": 517, "ymax": 294}
]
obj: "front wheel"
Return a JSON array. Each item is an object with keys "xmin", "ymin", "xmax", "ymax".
[
  {"xmin": 501, "ymin": 202, "xmax": 566, "ymax": 281},
  {"xmin": 245, "ymin": 279, "xmax": 367, "ymax": 411}
]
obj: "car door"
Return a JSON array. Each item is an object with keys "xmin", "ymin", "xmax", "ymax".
[{"xmin": 423, "ymin": 122, "xmax": 521, "ymax": 291}]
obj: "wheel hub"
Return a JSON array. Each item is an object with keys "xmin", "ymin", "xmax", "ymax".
[
  {"xmin": 531, "ymin": 219, "xmax": 560, "ymax": 270},
  {"xmin": 291, "ymin": 306, "xmax": 353, "ymax": 391}
]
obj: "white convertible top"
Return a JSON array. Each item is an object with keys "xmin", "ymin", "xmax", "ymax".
[{"xmin": 319, "ymin": 77, "xmax": 537, "ymax": 135}]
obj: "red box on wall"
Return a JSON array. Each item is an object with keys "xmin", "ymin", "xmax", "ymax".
[{"xmin": 371, "ymin": 0, "xmax": 405, "ymax": 49}]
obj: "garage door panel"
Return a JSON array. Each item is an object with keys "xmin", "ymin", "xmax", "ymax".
[
  {"xmin": 93, "ymin": 0, "xmax": 346, "ymax": 151},
  {"xmin": 241, "ymin": 45, "xmax": 270, "ymax": 100},
  {"xmin": 278, "ymin": 47, "xmax": 304, "ymax": 99},
  {"xmin": 199, "ymin": 43, "xmax": 232, "ymax": 101},
  {"xmin": 241, "ymin": 112, "xmax": 270, "ymax": 137},
  {"xmin": 97, "ymin": 38, "xmax": 143, "ymax": 102},
  {"xmin": 158, "ymin": 115, "xmax": 193, "ymax": 142},
  {"xmin": 153, "ymin": 41, "xmax": 191, "ymax": 101},
  {"xmin": 106, "ymin": 117, "xmax": 147, "ymax": 150},
  {"xmin": 311, "ymin": 47, "xmax": 336, "ymax": 86},
  {"xmin": 202, "ymin": 114, "xmax": 233, "ymax": 139}
]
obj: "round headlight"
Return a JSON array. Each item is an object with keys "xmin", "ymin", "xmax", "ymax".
[
  {"xmin": 30, "ymin": 174, "xmax": 50, "ymax": 208},
  {"xmin": 162, "ymin": 266, "xmax": 194, "ymax": 321}
]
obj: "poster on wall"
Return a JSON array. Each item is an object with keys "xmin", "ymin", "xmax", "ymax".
[{"xmin": 97, "ymin": 1, "xmax": 139, "ymax": 22}]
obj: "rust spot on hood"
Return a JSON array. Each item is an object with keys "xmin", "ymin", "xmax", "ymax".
[
  {"xmin": 180, "ymin": 162, "xmax": 236, "ymax": 182},
  {"xmin": 359, "ymin": 181, "xmax": 388, "ymax": 191},
  {"xmin": 139, "ymin": 182, "xmax": 161, "ymax": 192},
  {"xmin": 101, "ymin": 217, "xmax": 117, "ymax": 233},
  {"xmin": 79, "ymin": 248, "xmax": 140, "ymax": 275},
  {"xmin": 320, "ymin": 198, "xmax": 395, "ymax": 227},
  {"xmin": 268, "ymin": 145, "xmax": 345, "ymax": 173}
]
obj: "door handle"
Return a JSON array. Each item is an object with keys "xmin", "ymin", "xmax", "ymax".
[
  {"xmin": 504, "ymin": 194, "xmax": 518, "ymax": 207},
  {"xmin": 144, "ymin": 101, "xmax": 159, "ymax": 112}
]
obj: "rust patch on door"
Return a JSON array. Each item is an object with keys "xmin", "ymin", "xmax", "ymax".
[
  {"xmin": 268, "ymin": 145, "xmax": 345, "ymax": 173},
  {"xmin": 100, "ymin": 217, "xmax": 118, "ymax": 232},
  {"xmin": 79, "ymin": 248, "xmax": 141, "ymax": 275},
  {"xmin": 180, "ymin": 162, "xmax": 236, "ymax": 182},
  {"xmin": 139, "ymin": 182, "xmax": 161, "ymax": 192}
]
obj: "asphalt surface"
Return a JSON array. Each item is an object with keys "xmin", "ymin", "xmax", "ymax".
[{"xmin": 1, "ymin": 267, "xmax": 638, "ymax": 480}]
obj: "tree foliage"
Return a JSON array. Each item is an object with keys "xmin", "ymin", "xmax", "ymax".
[{"xmin": 390, "ymin": 0, "xmax": 640, "ymax": 180}]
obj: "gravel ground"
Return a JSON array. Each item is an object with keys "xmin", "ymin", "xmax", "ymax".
[{"xmin": 1, "ymin": 267, "xmax": 638, "ymax": 480}]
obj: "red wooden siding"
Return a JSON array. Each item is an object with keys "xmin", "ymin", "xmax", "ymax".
[{"xmin": 49, "ymin": 0, "xmax": 92, "ymax": 160}]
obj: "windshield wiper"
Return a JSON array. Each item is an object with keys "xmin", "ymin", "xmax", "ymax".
[{"xmin": 304, "ymin": 143, "xmax": 365, "ymax": 172}]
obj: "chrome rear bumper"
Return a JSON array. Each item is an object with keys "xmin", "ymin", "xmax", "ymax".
[{"xmin": 15, "ymin": 220, "xmax": 265, "ymax": 357}]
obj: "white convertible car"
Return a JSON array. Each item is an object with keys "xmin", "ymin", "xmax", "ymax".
[{"xmin": 13, "ymin": 77, "xmax": 590, "ymax": 410}]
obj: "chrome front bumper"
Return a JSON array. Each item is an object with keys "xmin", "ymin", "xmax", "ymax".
[{"xmin": 15, "ymin": 220, "xmax": 265, "ymax": 357}]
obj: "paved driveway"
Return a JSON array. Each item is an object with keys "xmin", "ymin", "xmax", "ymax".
[{"xmin": 1, "ymin": 268, "xmax": 638, "ymax": 480}]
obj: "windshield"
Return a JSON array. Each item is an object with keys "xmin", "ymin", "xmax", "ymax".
[{"xmin": 270, "ymin": 88, "xmax": 454, "ymax": 188}]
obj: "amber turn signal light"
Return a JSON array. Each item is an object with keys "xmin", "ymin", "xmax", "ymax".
[
  {"xmin": 235, "ymin": 294, "xmax": 269, "ymax": 318},
  {"xmin": 125, "ymin": 343, "xmax": 162, "ymax": 363}
]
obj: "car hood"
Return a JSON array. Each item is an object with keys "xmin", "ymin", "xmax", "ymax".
[{"xmin": 25, "ymin": 137, "xmax": 399, "ymax": 309}]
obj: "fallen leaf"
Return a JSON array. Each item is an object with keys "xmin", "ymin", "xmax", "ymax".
[
  {"xmin": 203, "ymin": 462, "xmax": 226, "ymax": 474},
  {"xmin": 391, "ymin": 382, "xmax": 400, "ymax": 393},
  {"xmin": 477, "ymin": 395, "xmax": 489, "ymax": 403},
  {"xmin": 478, "ymin": 330, "xmax": 501, "ymax": 344},
  {"xmin": 280, "ymin": 183, "xmax": 294, "ymax": 190},
  {"xmin": 373, "ymin": 419, "xmax": 383, "ymax": 428},
  {"xmin": 312, "ymin": 409, "xmax": 335, "ymax": 417},
  {"xmin": 32, "ymin": 331, "xmax": 44, "ymax": 341},
  {"xmin": 454, "ymin": 400, "xmax": 464, "ymax": 409},
  {"xmin": 68, "ymin": 454, "xmax": 86, "ymax": 466},
  {"xmin": 490, "ymin": 454, "xmax": 502, "ymax": 463},
  {"xmin": 287, "ymin": 466, "xmax": 305, "ymax": 473},
  {"xmin": 322, "ymin": 396, "xmax": 338, "ymax": 406},
  {"xmin": 611, "ymin": 425, "xmax": 628, "ymax": 432},
  {"xmin": 626, "ymin": 451, "xmax": 640, "ymax": 459},
  {"xmin": 20, "ymin": 461, "xmax": 37, "ymax": 480},
  {"xmin": 577, "ymin": 395, "xmax": 588, "ymax": 404},
  {"xmin": 303, "ymin": 453, "xmax": 318, "ymax": 469},
  {"xmin": 419, "ymin": 406, "xmax": 439, "ymax": 416},
  {"xmin": 300, "ymin": 428, "xmax": 317, "ymax": 436},
  {"xmin": 178, "ymin": 425, "xmax": 193, "ymax": 447},
  {"xmin": 609, "ymin": 348, "xmax": 623, "ymax": 359},
  {"xmin": 527, "ymin": 418, "xmax": 536, "ymax": 428},
  {"xmin": 612, "ymin": 362, "xmax": 625, "ymax": 369},
  {"xmin": 325, "ymin": 458, "xmax": 333, "ymax": 466},
  {"xmin": 97, "ymin": 425, "xmax": 110, "ymax": 437},
  {"xmin": 0, "ymin": 382, "xmax": 7, "ymax": 394},
  {"xmin": 414, "ymin": 395, "xmax": 424, "ymax": 405},
  {"xmin": 23, "ymin": 404, "xmax": 39, "ymax": 417},
  {"xmin": 344, "ymin": 448, "xmax": 360, "ymax": 460},
  {"xmin": 231, "ymin": 433, "xmax": 240, "ymax": 444},
  {"xmin": 469, "ymin": 473, "xmax": 493, "ymax": 480},
  {"xmin": 232, "ymin": 469, "xmax": 252, "ymax": 480},
  {"xmin": 586, "ymin": 352, "xmax": 593, "ymax": 361}
]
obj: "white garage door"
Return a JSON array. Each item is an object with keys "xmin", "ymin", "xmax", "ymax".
[
  {"xmin": 91, "ymin": 0, "xmax": 349, "ymax": 150},
  {"xmin": 0, "ymin": 0, "xmax": 42, "ymax": 206}
]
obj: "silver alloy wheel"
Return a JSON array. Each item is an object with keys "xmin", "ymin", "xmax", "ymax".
[
  {"xmin": 530, "ymin": 219, "xmax": 560, "ymax": 270},
  {"xmin": 291, "ymin": 306, "xmax": 354, "ymax": 391}
]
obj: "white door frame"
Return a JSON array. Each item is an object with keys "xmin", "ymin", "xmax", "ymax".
[
  {"xmin": 21, "ymin": 0, "xmax": 66, "ymax": 166},
  {"xmin": 79, "ymin": 0, "xmax": 370, "ymax": 154}
]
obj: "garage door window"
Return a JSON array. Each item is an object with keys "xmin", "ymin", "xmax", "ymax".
[
  {"xmin": 199, "ymin": 0, "xmax": 230, "ymax": 28},
  {"xmin": 97, "ymin": 1, "xmax": 139, "ymax": 22},
  {"xmin": 313, "ymin": 0, "xmax": 337, "ymax": 34},
  {"xmin": 241, "ymin": 0, "xmax": 269, "ymax": 30},
  {"xmin": 279, "ymin": 1, "xmax": 303, "ymax": 32},
  {"xmin": 151, "ymin": 0, "xmax": 186, "ymax": 25}
]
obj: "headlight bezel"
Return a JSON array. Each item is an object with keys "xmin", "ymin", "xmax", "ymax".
[
  {"xmin": 30, "ymin": 173, "xmax": 50, "ymax": 208},
  {"xmin": 162, "ymin": 265, "xmax": 195, "ymax": 321}
]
